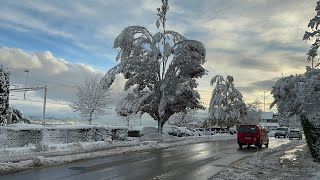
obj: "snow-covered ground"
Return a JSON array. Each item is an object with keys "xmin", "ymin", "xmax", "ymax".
[
  {"xmin": 0, "ymin": 133, "xmax": 236, "ymax": 175},
  {"xmin": 213, "ymin": 140, "xmax": 320, "ymax": 180}
]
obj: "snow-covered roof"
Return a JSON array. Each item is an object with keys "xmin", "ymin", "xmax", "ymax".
[
  {"xmin": 258, "ymin": 122, "xmax": 279, "ymax": 127},
  {"xmin": 261, "ymin": 112, "xmax": 273, "ymax": 120}
]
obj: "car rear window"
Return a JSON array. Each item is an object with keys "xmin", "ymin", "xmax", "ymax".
[
  {"xmin": 239, "ymin": 125, "xmax": 257, "ymax": 133},
  {"xmin": 276, "ymin": 128, "xmax": 288, "ymax": 131},
  {"xmin": 290, "ymin": 130, "xmax": 300, "ymax": 133}
]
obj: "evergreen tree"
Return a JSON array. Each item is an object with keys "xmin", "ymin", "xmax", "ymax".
[{"xmin": 0, "ymin": 66, "xmax": 9, "ymax": 124}]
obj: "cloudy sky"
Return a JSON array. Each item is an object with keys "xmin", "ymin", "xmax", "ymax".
[{"xmin": 0, "ymin": 0, "xmax": 315, "ymax": 123}]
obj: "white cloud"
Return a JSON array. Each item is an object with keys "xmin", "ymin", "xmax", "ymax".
[{"xmin": 0, "ymin": 48, "xmax": 126, "ymax": 118}]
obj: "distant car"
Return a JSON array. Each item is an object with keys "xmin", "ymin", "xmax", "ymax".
[
  {"xmin": 237, "ymin": 124, "xmax": 269, "ymax": 149},
  {"xmin": 128, "ymin": 126, "xmax": 158, "ymax": 137},
  {"xmin": 275, "ymin": 127, "xmax": 289, "ymax": 138},
  {"xmin": 288, "ymin": 129, "xmax": 302, "ymax": 140},
  {"xmin": 188, "ymin": 128, "xmax": 201, "ymax": 136},
  {"xmin": 194, "ymin": 128, "xmax": 205, "ymax": 136},
  {"xmin": 229, "ymin": 127, "xmax": 237, "ymax": 135},
  {"xmin": 177, "ymin": 127, "xmax": 193, "ymax": 136},
  {"xmin": 163, "ymin": 126, "xmax": 179, "ymax": 136},
  {"xmin": 163, "ymin": 126, "xmax": 193, "ymax": 137}
]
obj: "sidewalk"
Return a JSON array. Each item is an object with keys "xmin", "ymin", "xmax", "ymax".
[{"xmin": 212, "ymin": 140, "xmax": 320, "ymax": 180}]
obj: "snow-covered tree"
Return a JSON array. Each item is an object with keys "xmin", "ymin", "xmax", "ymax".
[
  {"xmin": 277, "ymin": 114, "xmax": 300, "ymax": 128},
  {"xmin": 168, "ymin": 108, "xmax": 199, "ymax": 127},
  {"xmin": 70, "ymin": 78, "xmax": 111, "ymax": 124},
  {"xmin": 303, "ymin": 0, "xmax": 320, "ymax": 68},
  {"xmin": 0, "ymin": 66, "xmax": 9, "ymax": 124},
  {"xmin": 208, "ymin": 75, "xmax": 246, "ymax": 127},
  {"xmin": 101, "ymin": 0, "xmax": 206, "ymax": 133},
  {"xmin": 270, "ymin": 67, "xmax": 320, "ymax": 161},
  {"xmin": 245, "ymin": 100, "xmax": 262, "ymax": 124}
]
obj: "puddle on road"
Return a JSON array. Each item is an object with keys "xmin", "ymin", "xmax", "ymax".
[{"xmin": 279, "ymin": 144, "xmax": 306, "ymax": 167}]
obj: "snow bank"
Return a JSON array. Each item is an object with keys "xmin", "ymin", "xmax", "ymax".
[{"xmin": 213, "ymin": 140, "xmax": 320, "ymax": 180}]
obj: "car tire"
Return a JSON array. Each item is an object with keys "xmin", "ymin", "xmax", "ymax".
[
  {"xmin": 239, "ymin": 144, "xmax": 242, "ymax": 149},
  {"xmin": 258, "ymin": 144, "xmax": 262, "ymax": 149},
  {"xmin": 265, "ymin": 143, "xmax": 268, "ymax": 148}
]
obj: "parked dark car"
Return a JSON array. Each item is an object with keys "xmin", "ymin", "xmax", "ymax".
[
  {"xmin": 237, "ymin": 124, "xmax": 269, "ymax": 149},
  {"xmin": 288, "ymin": 129, "xmax": 303, "ymax": 140},
  {"xmin": 275, "ymin": 127, "xmax": 289, "ymax": 138}
]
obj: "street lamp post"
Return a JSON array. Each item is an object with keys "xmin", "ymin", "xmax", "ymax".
[
  {"xmin": 24, "ymin": 69, "xmax": 30, "ymax": 99},
  {"xmin": 264, "ymin": 92, "xmax": 266, "ymax": 127}
]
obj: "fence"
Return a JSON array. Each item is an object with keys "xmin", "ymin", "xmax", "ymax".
[{"xmin": 0, "ymin": 125, "xmax": 128, "ymax": 149}]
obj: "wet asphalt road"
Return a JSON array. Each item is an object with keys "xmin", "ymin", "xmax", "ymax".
[{"xmin": 1, "ymin": 138, "xmax": 289, "ymax": 180}]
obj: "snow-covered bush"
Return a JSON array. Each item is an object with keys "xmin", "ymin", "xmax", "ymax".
[
  {"xmin": 11, "ymin": 107, "xmax": 31, "ymax": 124},
  {"xmin": 208, "ymin": 75, "xmax": 246, "ymax": 127},
  {"xmin": 34, "ymin": 142, "xmax": 49, "ymax": 152},
  {"xmin": 0, "ymin": 66, "xmax": 9, "ymax": 124},
  {"xmin": 33, "ymin": 156, "xmax": 45, "ymax": 167},
  {"xmin": 101, "ymin": 0, "xmax": 206, "ymax": 133}
]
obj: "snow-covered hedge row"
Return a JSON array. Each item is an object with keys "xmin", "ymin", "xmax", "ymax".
[{"xmin": 0, "ymin": 124, "xmax": 128, "ymax": 149}]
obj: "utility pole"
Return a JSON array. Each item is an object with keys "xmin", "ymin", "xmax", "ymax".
[
  {"xmin": 24, "ymin": 69, "xmax": 30, "ymax": 99},
  {"xmin": 43, "ymin": 85, "xmax": 47, "ymax": 125},
  {"xmin": 264, "ymin": 92, "xmax": 266, "ymax": 127},
  {"xmin": 264, "ymin": 92, "xmax": 266, "ymax": 112},
  {"xmin": 10, "ymin": 86, "xmax": 47, "ymax": 124}
]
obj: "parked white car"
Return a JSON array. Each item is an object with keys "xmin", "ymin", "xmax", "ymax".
[{"xmin": 163, "ymin": 125, "xmax": 193, "ymax": 137}]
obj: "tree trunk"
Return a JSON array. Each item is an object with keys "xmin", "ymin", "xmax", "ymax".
[
  {"xmin": 89, "ymin": 111, "xmax": 93, "ymax": 125},
  {"xmin": 127, "ymin": 116, "xmax": 130, "ymax": 127},
  {"xmin": 158, "ymin": 119, "xmax": 162, "ymax": 134},
  {"xmin": 7, "ymin": 111, "xmax": 12, "ymax": 124}
]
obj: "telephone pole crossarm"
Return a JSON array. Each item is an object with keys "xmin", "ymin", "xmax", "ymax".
[
  {"xmin": 9, "ymin": 86, "xmax": 48, "ymax": 124},
  {"xmin": 10, "ymin": 87, "xmax": 45, "ymax": 92}
]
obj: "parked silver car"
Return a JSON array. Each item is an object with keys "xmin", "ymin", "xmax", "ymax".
[
  {"xmin": 275, "ymin": 127, "xmax": 289, "ymax": 138},
  {"xmin": 288, "ymin": 129, "xmax": 303, "ymax": 140}
]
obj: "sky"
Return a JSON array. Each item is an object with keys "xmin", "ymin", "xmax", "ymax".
[{"xmin": 0, "ymin": 0, "xmax": 316, "ymax": 124}]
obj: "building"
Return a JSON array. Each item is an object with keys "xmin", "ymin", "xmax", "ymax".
[{"xmin": 259, "ymin": 112, "xmax": 279, "ymax": 130}]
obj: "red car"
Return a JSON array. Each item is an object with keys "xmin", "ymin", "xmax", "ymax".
[{"xmin": 237, "ymin": 124, "xmax": 269, "ymax": 149}]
